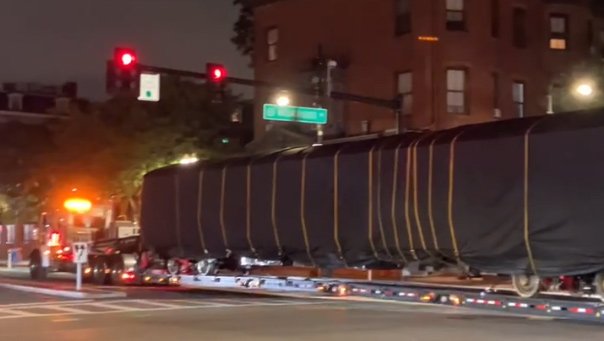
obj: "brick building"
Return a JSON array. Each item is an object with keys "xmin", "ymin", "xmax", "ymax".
[{"xmin": 251, "ymin": 0, "xmax": 603, "ymax": 138}]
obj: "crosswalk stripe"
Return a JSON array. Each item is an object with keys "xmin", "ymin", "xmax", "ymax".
[
  {"xmin": 0, "ymin": 309, "xmax": 40, "ymax": 319},
  {"xmin": 87, "ymin": 302, "xmax": 143, "ymax": 312},
  {"xmin": 129, "ymin": 300, "xmax": 184, "ymax": 309},
  {"xmin": 45, "ymin": 306, "xmax": 92, "ymax": 314}
]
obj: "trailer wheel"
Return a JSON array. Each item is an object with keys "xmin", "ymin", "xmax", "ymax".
[
  {"xmin": 593, "ymin": 273, "xmax": 604, "ymax": 298},
  {"xmin": 512, "ymin": 274, "xmax": 541, "ymax": 298},
  {"xmin": 196, "ymin": 259, "xmax": 217, "ymax": 276}
]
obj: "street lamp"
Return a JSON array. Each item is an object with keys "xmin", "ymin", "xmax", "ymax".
[
  {"xmin": 179, "ymin": 154, "xmax": 199, "ymax": 165},
  {"xmin": 275, "ymin": 93, "xmax": 291, "ymax": 107},
  {"xmin": 547, "ymin": 79, "xmax": 597, "ymax": 114},
  {"xmin": 574, "ymin": 82, "xmax": 594, "ymax": 98}
]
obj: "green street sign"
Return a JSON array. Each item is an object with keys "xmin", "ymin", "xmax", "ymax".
[{"xmin": 263, "ymin": 104, "xmax": 328, "ymax": 125}]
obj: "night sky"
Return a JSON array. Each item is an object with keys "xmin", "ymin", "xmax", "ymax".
[{"xmin": 0, "ymin": 0, "xmax": 251, "ymax": 100}]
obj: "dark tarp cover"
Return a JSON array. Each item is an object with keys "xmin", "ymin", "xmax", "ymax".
[{"xmin": 141, "ymin": 110, "xmax": 604, "ymax": 277}]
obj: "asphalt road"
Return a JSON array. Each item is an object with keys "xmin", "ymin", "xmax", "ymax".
[{"xmin": 0, "ymin": 285, "xmax": 601, "ymax": 340}]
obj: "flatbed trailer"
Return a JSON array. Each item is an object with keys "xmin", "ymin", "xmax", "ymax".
[{"xmin": 175, "ymin": 273, "xmax": 604, "ymax": 324}]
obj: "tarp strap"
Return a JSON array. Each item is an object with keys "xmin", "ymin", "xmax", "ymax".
[
  {"xmin": 412, "ymin": 135, "xmax": 430, "ymax": 253},
  {"xmin": 300, "ymin": 150, "xmax": 317, "ymax": 267},
  {"xmin": 219, "ymin": 166, "xmax": 231, "ymax": 254},
  {"xmin": 246, "ymin": 161, "xmax": 257, "ymax": 255},
  {"xmin": 427, "ymin": 135, "xmax": 441, "ymax": 255},
  {"xmin": 376, "ymin": 144, "xmax": 394, "ymax": 259},
  {"xmin": 447, "ymin": 131, "xmax": 464, "ymax": 262},
  {"xmin": 333, "ymin": 147, "xmax": 348, "ymax": 265},
  {"xmin": 271, "ymin": 155, "xmax": 284, "ymax": 256},
  {"xmin": 368, "ymin": 146, "xmax": 381, "ymax": 260},
  {"xmin": 524, "ymin": 119, "xmax": 546, "ymax": 276},
  {"xmin": 196, "ymin": 170, "xmax": 208, "ymax": 254},
  {"xmin": 404, "ymin": 139, "xmax": 419, "ymax": 261},
  {"xmin": 391, "ymin": 142, "xmax": 409, "ymax": 263},
  {"xmin": 174, "ymin": 174, "xmax": 183, "ymax": 256}
]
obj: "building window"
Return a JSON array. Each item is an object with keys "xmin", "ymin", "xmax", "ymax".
[
  {"xmin": 491, "ymin": 0, "xmax": 499, "ymax": 38},
  {"xmin": 549, "ymin": 14, "xmax": 568, "ymax": 50},
  {"xmin": 446, "ymin": 0, "xmax": 465, "ymax": 31},
  {"xmin": 23, "ymin": 224, "xmax": 35, "ymax": 243},
  {"xmin": 395, "ymin": 0, "xmax": 411, "ymax": 35},
  {"xmin": 513, "ymin": 8, "xmax": 527, "ymax": 48},
  {"xmin": 267, "ymin": 27, "xmax": 279, "ymax": 61},
  {"xmin": 6, "ymin": 225, "xmax": 15, "ymax": 244},
  {"xmin": 513, "ymin": 81, "xmax": 525, "ymax": 118},
  {"xmin": 447, "ymin": 68, "xmax": 467, "ymax": 114},
  {"xmin": 397, "ymin": 72, "xmax": 413, "ymax": 115},
  {"xmin": 8, "ymin": 94, "xmax": 23, "ymax": 111}
]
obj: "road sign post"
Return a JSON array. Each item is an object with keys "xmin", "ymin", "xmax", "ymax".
[
  {"xmin": 138, "ymin": 73, "xmax": 160, "ymax": 102},
  {"xmin": 263, "ymin": 104, "xmax": 328, "ymax": 125},
  {"xmin": 73, "ymin": 242, "xmax": 88, "ymax": 291}
]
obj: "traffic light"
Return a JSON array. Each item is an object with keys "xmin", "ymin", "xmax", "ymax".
[
  {"xmin": 206, "ymin": 63, "xmax": 227, "ymax": 84},
  {"xmin": 115, "ymin": 48, "xmax": 137, "ymax": 69},
  {"xmin": 106, "ymin": 47, "xmax": 140, "ymax": 94},
  {"xmin": 206, "ymin": 63, "xmax": 228, "ymax": 103}
]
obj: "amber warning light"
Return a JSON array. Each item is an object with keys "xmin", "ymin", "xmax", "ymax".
[{"xmin": 64, "ymin": 198, "xmax": 92, "ymax": 214}]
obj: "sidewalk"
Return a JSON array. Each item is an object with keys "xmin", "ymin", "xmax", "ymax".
[{"xmin": 0, "ymin": 277, "xmax": 126, "ymax": 299}]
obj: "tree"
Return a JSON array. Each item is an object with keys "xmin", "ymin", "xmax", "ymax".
[
  {"xmin": 232, "ymin": 0, "xmax": 255, "ymax": 65},
  {"xmin": 0, "ymin": 122, "xmax": 52, "ymax": 224},
  {"xmin": 29, "ymin": 77, "xmax": 242, "ymax": 221}
]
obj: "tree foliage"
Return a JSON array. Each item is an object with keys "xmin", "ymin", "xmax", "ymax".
[
  {"xmin": 28, "ymin": 77, "xmax": 241, "ymax": 221},
  {"xmin": 232, "ymin": 0, "xmax": 255, "ymax": 65}
]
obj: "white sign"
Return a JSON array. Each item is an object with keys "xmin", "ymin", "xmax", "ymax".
[
  {"xmin": 138, "ymin": 73, "xmax": 160, "ymax": 102},
  {"xmin": 72, "ymin": 242, "xmax": 88, "ymax": 264}
]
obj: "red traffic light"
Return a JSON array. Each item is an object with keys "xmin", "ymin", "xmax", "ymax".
[
  {"xmin": 207, "ymin": 63, "xmax": 227, "ymax": 83},
  {"xmin": 114, "ymin": 47, "xmax": 137, "ymax": 69}
]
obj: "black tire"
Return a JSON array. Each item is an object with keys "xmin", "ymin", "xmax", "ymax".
[{"xmin": 512, "ymin": 274, "xmax": 541, "ymax": 298}]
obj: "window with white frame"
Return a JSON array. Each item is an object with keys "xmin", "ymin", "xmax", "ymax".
[
  {"xmin": 6, "ymin": 225, "xmax": 15, "ymax": 244},
  {"xmin": 513, "ymin": 81, "xmax": 525, "ymax": 118},
  {"xmin": 446, "ymin": 0, "xmax": 465, "ymax": 31},
  {"xmin": 267, "ymin": 27, "xmax": 279, "ymax": 61},
  {"xmin": 23, "ymin": 224, "xmax": 35, "ymax": 242},
  {"xmin": 397, "ymin": 72, "xmax": 413, "ymax": 115},
  {"xmin": 447, "ymin": 69, "xmax": 467, "ymax": 114},
  {"xmin": 549, "ymin": 14, "xmax": 569, "ymax": 50}
]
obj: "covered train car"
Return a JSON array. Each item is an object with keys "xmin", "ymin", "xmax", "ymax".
[{"xmin": 140, "ymin": 110, "xmax": 604, "ymax": 281}]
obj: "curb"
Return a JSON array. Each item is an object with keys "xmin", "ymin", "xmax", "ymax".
[{"xmin": 0, "ymin": 283, "xmax": 127, "ymax": 299}]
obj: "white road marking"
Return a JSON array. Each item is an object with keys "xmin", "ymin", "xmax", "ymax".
[
  {"xmin": 51, "ymin": 317, "xmax": 80, "ymax": 322},
  {"xmin": 0, "ymin": 298, "xmax": 323, "ymax": 321}
]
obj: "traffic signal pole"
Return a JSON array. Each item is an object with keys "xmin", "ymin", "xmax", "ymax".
[{"xmin": 136, "ymin": 64, "xmax": 401, "ymax": 111}]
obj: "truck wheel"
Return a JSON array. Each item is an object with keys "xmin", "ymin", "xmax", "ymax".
[
  {"xmin": 196, "ymin": 259, "xmax": 217, "ymax": 276},
  {"xmin": 512, "ymin": 274, "xmax": 541, "ymax": 298}
]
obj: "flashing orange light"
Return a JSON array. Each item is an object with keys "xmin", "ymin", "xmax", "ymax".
[{"xmin": 63, "ymin": 198, "xmax": 92, "ymax": 214}]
